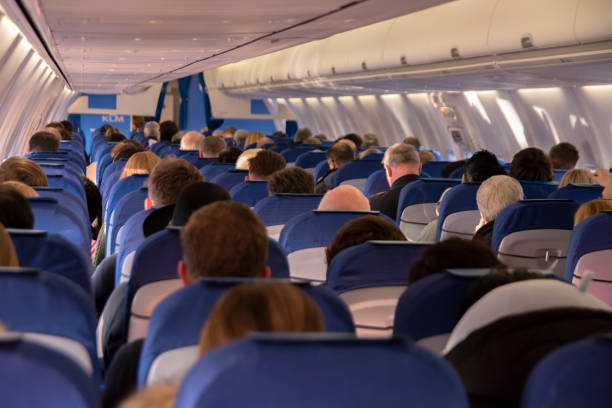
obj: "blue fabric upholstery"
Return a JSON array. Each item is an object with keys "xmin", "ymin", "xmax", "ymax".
[
  {"xmin": 139, "ymin": 279, "xmax": 355, "ymax": 384},
  {"xmin": 363, "ymin": 169, "xmax": 389, "ymax": 197},
  {"xmin": 314, "ymin": 160, "xmax": 330, "ymax": 181},
  {"xmin": 294, "ymin": 151, "xmax": 326, "ymax": 170},
  {"xmin": 396, "ymin": 178, "xmax": 460, "ymax": 223},
  {"xmin": 209, "ymin": 169, "xmax": 248, "ymax": 191},
  {"xmin": 27, "ymin": 151, "xmax": 86, "ymax": 173},
  {"xmin": 107, "ymin": 187, "xmax": 148, "ymax": 255},
  {"xmin": 33, "ymin": 187, "xmax": 89, "ymax": 227},
  {"xmin": 104, "ymin": 174, "xmax": 148, "ymax": 227},
  {"xmin": 229, "ymin": 181, "xmax": 269, "ymax": 207},
  {"xmin": 326, "ymin": 241, "xmax": 428, "ymax": 293},
  {"xmin": 553, "ymin": 169, "xmax": 567, "ymax": 182},
  {"xmin": 39, "ymin": 163, "xmax": 82, "ymax": 187},
  {"xmin": 436, "ymin": 183, "xmax": 480, "ymax": 241},
  {"xmin": 491, "ymin": 199, "xmax": 580, "ymax": 251},
  {"xmin": 9, "ymin": 229, "xmax": 92, "ymax": 294},
  {"xmin": 334, "ymin": 160, "xmax": 383, "ymax": 186},
  {"xmin": 47, "ymin": 174, "xmax": 86, "ymax": 202},
  {"xmin": 95, "ymin": 149, "xmax": 114, "ymax": 185},
  {"xmin": 0, "ymin": 268, "xmax": 99, "ymax": 380},
  {"xmin": 100, "ymin": 159, "xmax": 128, "ymax": 205},
  {"xmin": 422, "ymin": 161, "xmax": 453, "ymax": 178},
  {"xmin": 31, "ymin": 157, "xmax": 83, "ymax": 176},
  {"xmin": 519, "ymin": 180, "xmax": 560, "ymax": 199},
  {"xmin": 565, "ymin": 211, "xmax": 612, "ymax": 281},
  {"xmin": 199, "ymin": 163, "xmax": 233, "ymax": 180},
  {"xmin": 175, "ymin": 151, "xmax": 217, "ymax": 169},
  {"xmin": 280, "ymin": 146, "xmax": 317, "ymax": 163},
  {"xmin": 0, "ymin": 338, "xmax": 99, "ymax": 408},
  {"xmin": 548, "ymin": 184, "xmax": 603, "ymax": 203},
  {"xmin": 115, "ymin": 208, "xmax": 153, "ymax": 285},
  {"xmin": 449, "ymin": 166, "xmax": 466, "ymax": 179},
  {"xmin": 176, "ymin": 335, "xmax": 468, "ymax": 408},
  {"xmin": 522, "ymin": 336, "xmax": 612, "ymax": 408},
  {"xmin": 253, "ymin": 194, "xmax": 323, "ymax": 226}
]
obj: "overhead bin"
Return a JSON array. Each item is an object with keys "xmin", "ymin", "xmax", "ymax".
[{"xmin": 575, "ymin": 0, "xmax": 612, "ymax": 44}]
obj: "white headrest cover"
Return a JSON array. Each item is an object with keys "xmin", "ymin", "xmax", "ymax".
[{"xmin": 444, "ymin": 280, "xmax": 611, "ymax": 354}]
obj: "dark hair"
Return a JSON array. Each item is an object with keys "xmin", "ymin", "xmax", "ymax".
[
  {"xmin": 0, "ymin": 157, "xmax": 48, "ymax": 187},
  {"xmin": 248, "ymin": 150, "xmax": 286, "ymax": 179},
  {"xmin": 218, "ymin": 147, "xmax": 243, "ymax": 164},
  {"xmin": 132, "ymin": 116, "xmax": 145, "ymax": 131},
  {"xmin": 148, "ymin": 158, "xmax": 204, "ymax": 206},
  {"xmin": 111, "ymin": 140, "xmax": 145, "ymax": 161},
  {"xmin": 326, "ymin": 143, "xmax": 354, "ymax": 167},
  {"xmin": 172, "ymin": 182, "xmax": 231, "ymax": 226},
  {"xmin": 29, "ymin": 131, "xmax": 59, "ymax": 153},
  {"xmin": 268, "ymin": 167, "xmax": 314, "ymax": 194},
  {"xmin": 464, "ymin": 150, "xmax": 506, "ymax": 182},
  {"xmin": 159, "ymin": 121, "xmax": 179, "ymax": 142},
  {"xmin": 82, "ymin": 177, "xmax": 102, "ymax": 237},
  {"xmin": 409, "ymin": 237, "xmax": 504, "ymax": 284},
  {"xmin": 106, "ymin": 132, "xmax": 126, "ymax": 143},
  {"xmin": 403, "ymin": 137, "xmax": 421, "ymax": 150},
  {"xmin": 326, "ymin": 215, "xmax": 406, "ymax": 265},
  {"xmin": 441, "ymin": 160, "xmax": 467, "ymax": 178},
  {"xmin": 60, "ymin": 121, "xmax": 73, "ymax": 133},
  {"xmin": 549, "ymin": 142, "xmax": 579, "ymax": 170},
  {"xmin": 0, "ymin": 185, "xmax": 34, "ymax": 229},
  {"xmin": 341, "ymin": 133, "xmax": 363, "ymax": 149},
  {"xmin": 510, "ymin": 147, "xmax": 553, "ymax": 181}
]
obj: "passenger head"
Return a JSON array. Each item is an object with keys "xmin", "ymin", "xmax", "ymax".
[
  {"xmin": 0, "ymin": 185, "xmax": 34, "ymax": 229},
  {"xmin": 45, "ymin": 122, "xmax": 70, "ymax": 139},
  {"xmin": 359, "ymin": 148, "xmax": 382, "ymax": 160},
  {"xmin": 180, "ymin": 131, "xmax": 204, "ymax": 151},
  {"xmin": 143, "ymin": 121, "xmax": 160, "ymax": 139},
  {"xmin": 111, "ymin": 140, "xmax": 145, "ymax": 162},
  {"xmin": 199, "ymin": 282, "xmax": 324, "ymax": 356},
  {"xmin": 179, "ymin": 202, "xmax": 269, "ymax": 283},
  {"xmin": 363, "ymin": 133, "xmax": 380, "ymax": 147},
  {"xmin": 222, "ymin": 126, "xmax": 236, "ymax": 139},
  {"xmin": 236, "ymin": 148, "xmax": 262, "ymax": 170},
  {"xmin": 1, "ymin": 181, "xmax": 37, "ymax": 197},
  {"xmin": 341, "ymin": 133, "xmax": 363, "ymax": 149},
  {"xmin": 247, "ymin": 150, "xmax": 286, "ymax": 181},
  {"xmin": 244, "ymin": 131, "xmax": 265, "ymax": 147},
  {"xmin": 159, "ymin": 121, "xmax": 178, "ymax": 142},
  {"xmin": 211, "ymin": 129, "xmax": 224, "ymax": 138},
  {"xmin": 0, "ymin": 223, "xmax": 19, "ymax": 267},
  {"xmin": 382, "ymin": 143, "xmax": 421, "ymax": 186},
  {"xmin": 317, "ymin": 185, "xmax": 370, "ymax": 211},
  {"xmin": 314, "ymin": 134, "xmax": 328, "ymax": 142},
  {"xmin": 28, "ymin": 131, "xmax": 59, "ymax": 153},
  {"xmin": 326, "ymin": 215, "xmax": 406, "ymax": 265},
  {"xmin": 336, "ymin": 138, "xmax": 357, "ymax": 155},
  {"xmin": 464, "ymin": 150, "xmax": 506, "ymax": 182},
  {"xmin": 172, "ymin": 130, "xmax": 185, "ymax": 145},
  {"xmin": 510, "ymin": 147, "xmax": 553, "ymax": 181},
  {"xmin": 302, "ymin": 137, "xmax": 322, "ymax": 146},
  {"xmin": 107, "ymin": 132, "xmax": 126, "ymax": 143},
  {"xmin": 441, "ymin": 160, "xmax": 467, "ymax": 178},
  {"xmin": 403, "ymin": 136, "xmax": 421, "ymax": 150},
  {"xmin": 171, "ymin": 182, "xmax": 231, "ymax": 227},
  {"xmin": 0, "ymin": 157, "xmax": 48, "ymax": 187},
  {"xmin": 131, "ymin": 116, "xmax": 145, "ymax": 132},
  {"xmin": 409, "ymin": 237, "xmax": 504, "ymax": 284},
  {"xmin": 147, "ymin": 158, "xmax": 204, "ymax": 206},
  {"xmin": 119, "ymin": 384, "xmax": 176, "ymax": 408},
  {"xmin": 256, "ymin": 136, "xmax": 275, "ymax": 148},
  {"xmin": 105, "ymin": 127, "xmax": 120, "ymax": 138},
  {"xmin": 233, "ymin": 129, "xmax": 248, "ymax": 145},
  {"xmin": 476, "ymin": 175, "xmax": 524, "ymax": 224},
  {"xmin": 325, "ymin": 142, "xmax": 354, "ymax": 170},
  {"xmin": 43, "ymin": 127, "xmax": 62, "ymax": 142},
  {"xmin": 60, "ymin": 120, "xmax": 73, "ymax": 133},
  {"xmin": 549, "ymin": 142, "xmax": 579, "ymax": 170},
  {"xmin": 120, "ymin": 151, "xmax": 161, "ymax": 179},
  {"xmin": 418, "ymin": 151, "xmax": 436, "ymax": 164},
  {"xmin": 574, "ymin": 199, "xmax": 612, "ymax": 226},
  {"xmin": 199, "ymin": 136, "xmax": 226, "ymax": 158},
  {"xmin": 267, "ymin": 168, "xmax": 314, "ymax": 194},
  {"xmin": 82, "ymin": 177, "xmax": 102, "ymax": 237},
  {"xmin": 559, "ymin": 168, "xmax": 592, "ymax": 187},
  {"xmin": 218, "ymin": 146, "xmax": 242, "ymax": 164},
  {"xmin": 293, "ymin": 128, "xmax": 312, "ymax": 144}
]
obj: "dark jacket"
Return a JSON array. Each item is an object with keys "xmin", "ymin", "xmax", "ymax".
[
  {"xmin": 445, "ymin": 307, "xmax": 612, "ymax": 408},
  {"xmin": 369, "ymin": 174, "xmax": 419, "ymax": 219},
  {"xmin": 472, "ymin": 220, "xmax": 494, "ymax": 249},
  {"xmin": 315, "ymin": 168, "xmax": 338, "ymax": 195}
]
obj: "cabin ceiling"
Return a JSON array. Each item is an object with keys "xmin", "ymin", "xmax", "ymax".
[{"xmin": 22, "ymin": 0, "xmax": 450, "ymax": 94}]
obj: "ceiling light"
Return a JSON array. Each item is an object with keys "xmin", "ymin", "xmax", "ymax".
[
  {"xmin": 344, "ymin": 19, "xmax": 355, "ymax": 23},
  {"xmin": 133, "ymin": 37, "xmax": 142, "ymax": 41},
  {"xmin": 192, "ymin": 37, "xmax": 198, "ymax": 41}
]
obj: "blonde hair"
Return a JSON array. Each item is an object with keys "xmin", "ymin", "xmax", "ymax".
[
  {"xmin": 574, "ymin": 199, "xmax": 612, "ymax": 226},
  {"xmin": 559, "ymin": 169, "xmax": 592, "ymax": 188},
  {"xmin": 236, "ymin": 148, "xmax": 262, "ymax": 170},
  {"xmin": 1, "ymin": 181, "xmax": 38, "ymax": 197},
  {"xmin": 302, "ymin": 137, "xmax": 322, "ymax": 145},
  {"xmin": 244, "ymin": 131, "xmax": 265, "ymax": 147},
  {"xmin": 119, "ymin": 384, "xmax": 177, "ymax": 408},
  {"xmin": 0, "ymin": 157, "xmax": 48, "ymax": 187},
  {"xmin": 198, "ymin": 282, "xmax": 324, "ymax": 356},
  {"xmin": 0, "ymin": 223, "xmax": 19, "ymax": 267},
  {"xmin": 120, "ymin": 152, "xmax": 161, "ymax": 179}
]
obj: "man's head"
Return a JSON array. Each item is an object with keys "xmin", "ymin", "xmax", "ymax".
[
  {"xmin": 233, "ymin": 129, "xmax": 248, "ymax": 145},
  {"xmin": 318, "ymin": 185, "xmax": 370, "ymax": 211},
  {"xmin": 143, "ymin": 121, "xmax": 160, "ymax": 139},
  {"xmin": 111, "ymin": 140, "xmax": 145, "ymax": 161},
  {"xmin": 45, "ymin": 122, "xmax": 70, "ymax": 139},
  {"xmin": 510, "ymin": 147, "xmax": 553, "ymax": 181},
  {"xmin": 107, "ymin": 132, "xmax": 126, "ymax": 143},
  {"xmin": 180, "ymin": 131, "xmax": 204, "ymax": 151},
  {"xmin": 382, "ymin": 143, "xmax": 421, "ymax": 187},
  {"xmin": 43, "ymin": 127, "xmax": 62, "ymax": 142},
  {"xmin": 403, "ymin": 136, "xmax": 421, "ymax": 150},
  {"xmin": 222, "ymin": 126, "xmax": 237, "ymax": 139},
  {"xmin": 0, "ymin": 184, "xmax": 34, "ymax": 229},
  {"xmin": 464, "ymin": 150, "xmax": 506, "ymax": 182},
  {"xmin": 549, "ymin": 142, "xmax": 579, "ymax": 170},
  {"xmin": 199, "ymin": 136, "xmax": 227, "ymax": 158},
  {"xmin": 218, "ymin": 146, "xmax": 243, "ymax": 164},
  {"xmin": 418, "ymin": 151, "xmax": 436, "ymax": 164},
  {"xmin": 341, "ymin": 133, "xmax": 363, "ymax": 149},
  {"xmin": 326, "ymin": 142, "xmax": 354, "ymax": 170},
  {"xmin": 179, "ymin": 201, "xmax": 270, "ymax": 283},
  {"xmin": 293, "ymin": 128, "xmax": 312, "ymax": 144},
  {"xmin": 363, "ymin": 133, "xmax": 380, "ymax": 147},
  {"xmin": 0, "ymin": 157, "xmax": 48, "ymax": 187},
  {"xmin": 28, "ymin": 131, "xmax": 59, "ymax": 153},
  {"xmin": 476, "ymin": 175, "xmax": 524, "ymax": 224},
  {"xmin": 267, "ymin": 167, "xmax": 314, "ymax": 194},
  {"xmin": 147, "ymin": 158, "xmax": 204, "ymax": 206},
  {"xmin": 336, "ymin": 138, "xmax": 357, "ymax": 157},
  {"xmin": 247, "ymin": 150, "xmax": 286, "ymax": 181},
  {"xmin": 256, "ymin": 136, "xmax": 275, "ymax": 148},
  {"xmin": 159, "ymin": 121, "xmax": 178, "ymax": 142},
  {"xmin": 132, "ymin": 116, "xmax": 145, "ymax": 132},
  {"xmin": 60, "ymin": 121, "xmax": 73, "ymax": 133}
]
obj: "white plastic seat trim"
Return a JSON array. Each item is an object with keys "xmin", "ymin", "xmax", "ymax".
[{"xmin": 147, "ymin": 346, "xmax": 199, "ymax": 386}]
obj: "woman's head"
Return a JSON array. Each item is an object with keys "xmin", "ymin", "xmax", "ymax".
[
  {"xmin": 120, "ymin": 151, "xmax": 161, "ymax": 179},
  {"xmin": 244, "ymin": 131, "xmax": 265, "ymax": 147},
  {"xmin": 559, "ymin": 168, "xmax": 592, "ymax": 187},
  {"xmin": 198, "ymin": 282, "xmax": 324, "ymax": 356},
  {"xmin": 574, "ymin": 199, "xmax": 612, "ymax": 226}
]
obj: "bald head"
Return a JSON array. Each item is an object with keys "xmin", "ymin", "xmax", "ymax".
[
  {"xmin": 180, "ymin": 131, "xmax": 204, "ymax": 151},
  {"xmin": 318, "ymin": 185, "xmax": 370, "ymax": 211}
]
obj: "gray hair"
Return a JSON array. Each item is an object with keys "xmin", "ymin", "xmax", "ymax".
[
  {"xmin": 476, "ymin": 175, "xmax": 524, "ymax": 222},
  {"xmin": 180, "ymin": 131, "xmax": 204, "ymax": 150},
  {"xmin": 293, "ymin": 128, "xmax": 313, "ymax": 143},
  {"xmin": 200, "ymin": 136, "xmax": 227, "ymax": 156},
  {"xmin": 233, "ymin": 129, "xmax": 248, "ymax": 144},
  {"xmin": 143, "ymin": 121, "xmax": 159, "ymax": 138},
  {"xmin": 383, "ymin": 143, "xmax": 420, "ymax": 168}
]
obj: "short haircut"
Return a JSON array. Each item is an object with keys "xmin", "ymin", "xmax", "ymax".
[
  {"xmin": 120, "ymin": 151, "xmax": 161, "ymax": 179},
  {"xmin": 107, "ymin": 132, "xmax": 126, "ymax": 142},
  {"xmin": 29, "ymin": 131, "xmax": 59, "ymax": 153},
  {"xmin": 441, "ymin": 160, "xmax": 467, "ymax": 178},
  {"xmin": 574, "ymin": 199, "xmax": 612, "ymax": 227},
  {"xmin": 199, "ymin": 282, "xmax": 324, "ymax": 356},
  {"xmin": 111, "ymin": 140, "xmax": 145, "ymax": 161},
  {"xmin": 510, "ymin": 147, "xmax": 553, "ymax": 181},
  {"xmin": 236, "ymin": 148, "xmax": 262, "ymax": 170},
  {"xmin": 199, "ymin": 136, "xmax": 226, "ymax": 157},
  {"xmin": 223, "ymin": 126, "xmax": 237, "ymax": 135},
  {"xmin": 171, "ymin": 131, "xmax": 186, "ymax": 144},
  {"xmin": 549, "ymin": 142, "xmax": 579, "ymax": 169},
  {"xmin": 383, "ymin": 143, "xmax": 420, "ymax": 168},
  {"xmin": 45, "ymin": 122, "xmax": 69, "ymax": 138},
  {"xmin": 476, "ymin": 175, "xmax": 524, "ymax": 222},
  {"xmin": 132, "ymin": 116, "xmax": 145, "ymax": 131},
  {"xmin": 419, "ymin": 151, "xmax": 436, "ymax": 164},
  {"xmin": 1, "ymin": 181, "xmax": 37, "ymax": 197},
  {"xmin": 409, "ymin": 237, "xmax": 504, "ymax": 284},
  {"xmin": 293, "ymin": 128, "xmax": 312, "ymax": 143},
  {"xmin": 143, "ymin": 121, "xmax": 160, "ymax": 138},
  {"xmin": 326, "ymin": 215, "xmax": 406, "ymax": 265},
  {"xmin": 403, "ymin": 136, "xmax": 421, "ymax": 149},
  {"xmin": 268, "ymin": 167, "xmax": 314, "ymax": 194},
  {"xmin": 148, "ymin": 158, "xmax": 203, "ymax": 206},
  {"xmin": 464, "ymin": 150, "xmax": 506, "ymax": 182},
  {"xmin": 180, "ymin": 131, "xmax": 204, "ymax": 150},
  {"xmin": 233, "ymin": 129, "xmax": 248, "ymax": 144},
  {"xmin": 363, "ymin": 133, "xmax": 380, "ymax": 147},
  {"xmin": 60, "ymin": 121, "xmax": 73, "ymax": 132},
  {"xmin": 218, "ymin": 146, "xmax": 243, "ymax": 164},
  {"xmin": 0, "ymin": 157, "xmax": 48, "ymax": 186},
  {"xmin": 159, "ymin": 121, "xmax": 179, "ymax": 142},
  {"xmin": 326, "ymin": 142, "xmax": 354, "ymax": 167},
  {"xmin": 248, "ymin": 150, "xmax": 286, "ymax": 179},
  {"xmin": 559, "ymin": 168, "xmax": 592, "ymax": 188},
  {"xmin": 314, "ymin": 134, "xmax": 328, "ymax": 141},
  {"xmin": 181, "ymin": 201, "xmax": 268, "ymax": 279},
  {"xmin": 341, "ymin": 133, "xmax": 363, "ymax": 149},
  {"xmin": 302, "ymin": 137, "xmax": 322, "ymax": 145},
  {"xmin": 171, "ymin": 182, "xmax": 231, "ymax": 227},
  {"xmin": 0, "ymin": 185, "xmax": 34, "ymax": 229}
]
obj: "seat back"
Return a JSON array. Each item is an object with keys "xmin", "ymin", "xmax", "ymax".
[
  {"xmin": 115, "ymin": 208, "xmax": 153, "ymax": 285},
  {"xmin": 552, "ymin": 168, "xmax": 567, "ymax": 182},
  {"xmin": 313, "ymin": 160, "xmax": 330, "ymax": 181},
  {"xmin": 397, "ymin": 178, "xmax": 460, "ymax": 241},
  {"xmin": 522, "ymin": 336, "xmax": 612, "ymax": 408},
  {"xmin": 33, "ymin": 187, "xmax": 89, "ymax": 227},
  {"xmin": 100, "ymin": 159, "xmax": 128, "ymax": 203},
  {"xmin": 199, "ymin": 163, "xmax": 233, "ymax": 179},
  {"xmin": 253, "ymin": 194, "xmax": 323, "ymax": 240},
  {"xmin": 107, "ymin": 187, "xmax": 148, "ymax": 255},
  {"xmin": 548, "ymin": 183, "xmax": 604, "ymax": 203},
  {"xmin": 422, "ymin": 161, "xmax": 452, "ymax": 178},
  {"xmin": 363, "ymin": 169, "xmax": 389, "ymax": 197},
  {"xmin": 229, "ymin": 181, "xmax": 269, "ymax": 207},
  {"xmin": 436, "ymin": 183, "xmax": 481, "ymax": 241},
  {"xmin": 294, "ymin": 151, "xmax": 326, "ymax": 173},
  {"xmin": 335, "ymin": 160, "xmax": 383, "ymax": 191},
  {"xmin": 209, "ymin": 169, "xmax": 248, "ymax": 191},
  {"xmin": 104, "ymin": 174, "xmax": 148, "ymax": 227},
  {"xmin": 176, "ymin": 151, "xmax": 217, "ymax": 169},
  {"xmin": 279, "ymin": 210, "xmax": 380, "ymax": 282},
  {"xmin": 176, "ymin": 335, "xmax": 468, "ymax": 408},
  {"xmin": 280, "ymin": 146, "xmax": 317, "ymax": 165},
  {"xmin": 519, "ymin": 180, "xmax": 559, "ymax": 199},
  {"xmin": 493, "ymin": 200, "xmax": 580, "ymax": 278},
  {"xmin": 46, "ymin": 174, "xmax": 86, "ymax": 202}
]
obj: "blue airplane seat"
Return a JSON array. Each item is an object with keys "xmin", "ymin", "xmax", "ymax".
[
  {"xmin": 363, "ymin": 169, "xmax": 389, "ymax": 197},
  {"xmin": 519, "ymin": 180, "xmax": 560, "ymax": 199},
  {"xmin": 553, "ymin": 169, "xmax": 568, "ymax": 182},
  {"xmin": 209, "ymin": 169, "xmax": 248, "ymax": 192},
  {"xmin": 104, "ymin": 174, "xmax": 148, "ymax": 226},
  {"xmin": 422, "ymin": 161, "xmax": 453, "ymax": 178},
  {"xmin": 229, "ymin": 181, "xmax": 269, "ymax": 207},
  {"xmin": 253, "ymin": 194, "xmax": 323, "ymax": 241},
  {"xmin": 548, "ymin": 183, "xmax": 603, "ymax": 203},
  {"xmin": 46, "ymin": 174, "xmax": 86, "ymax": 202},
  {"xmin": 334, "ymin": 160, "xmax": 383, "ymax": 191},
  {"xmin": 33, "ymin": 186, "xmax": 89, "ymax": 228},
  {"xmin": 115, "ymin": 208, "xmax": 154, "ymax": 286},
  {"xmin": 280, "ymin": 146, "xmax": 317, "ymax": 164},
  {"xmin": 199, "ymin": 163, "xmax": 233, "ymax": 180},
  {"xmin": 106, "ymin": 187, "xmax": 148, "ymax": 256},
  {"xmin": 294, "ymin": 151, "xmax": 326, "ymax": 172},
  {"xmin": 314, "ymin": 159, "xmax": 330, "ymax": 181},
  {"xmin": 436, "ymin": 183, "xmax": 481, "ymax": 242}
]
